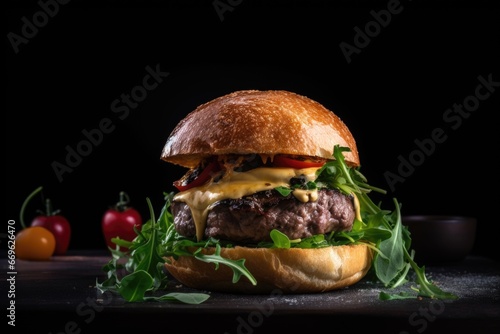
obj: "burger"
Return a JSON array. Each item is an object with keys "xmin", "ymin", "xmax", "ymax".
[
  {"xmin": 159, "ymin": 89, "xmax": 378, "ymax": 294},
  {"xmin": 98, "ymin": 90, "xmax": 457, "ymax": 301}
]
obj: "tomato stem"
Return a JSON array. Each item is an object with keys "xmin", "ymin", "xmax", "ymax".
[
  {"xmin": 44, "ymin": 198, "xmax": 61, "ymax": 216},
  {"xmin": 20, "ymin": 186, "xmax": 43, "ymax": 230},
  {"xmin": 116, "ymin": 191, "xmax": 130, "ymax": 212},
  {"xmin": 46, "ymin": 198, "xmax": 52, "ymax": 215}
]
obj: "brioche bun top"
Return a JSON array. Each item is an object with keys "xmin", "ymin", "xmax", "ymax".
[{"xmin": 161, "ymin": 90, "xmax": 359, "ymax": 168}]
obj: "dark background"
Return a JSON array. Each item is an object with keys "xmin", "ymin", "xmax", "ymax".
[{"xmin": 5, "ymin": 0, "xmax": 499, "ymax": 261}]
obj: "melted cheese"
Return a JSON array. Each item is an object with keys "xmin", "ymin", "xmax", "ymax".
[
  {"xmin": 174, "ymin": 167, "xmax": 320, "ymax": 241},
  {"xmin": 292, "ymin": 188, "xmax": 319, "ymax": 203},
  {"xmin": 353, "ymin": 192, "xmax": 362, "ymax": 222}
]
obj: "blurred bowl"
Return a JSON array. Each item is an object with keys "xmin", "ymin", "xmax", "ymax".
[{"xmin": 402, "ymin": 215, "xmax": 477, "ymax": 264}]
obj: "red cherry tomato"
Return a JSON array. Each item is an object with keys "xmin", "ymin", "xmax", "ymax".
[
  {"xmin": 15, "ymin": 226, "xmax": 56, "ymax": 261},
  {"xmin": 19, "ymin": 186, "xmax": 71, "ymax": 256},
  {"xmin": 173, "ymin": 160, "xmax": 220, "ymax": 192},
  {"xmin": 102, "ymin": 191, "xmax": 143, "ymax": 251},
  {"xmin": 273, "ymin": 155, "xmax": 326, "ymax": 169},
  {"xmin": 31, "ymin": 198, "xmax": 71, "ymax": 255}
]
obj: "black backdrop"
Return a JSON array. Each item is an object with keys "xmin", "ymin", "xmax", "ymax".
[{"xmin": 5, "ymin": 0, "xmax": 499, "ymax": 261}]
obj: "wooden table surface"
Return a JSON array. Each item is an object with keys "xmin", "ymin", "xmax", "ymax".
[{"xmin": 3, "ymin": 250, "xmax": 500, "ymax": 333}]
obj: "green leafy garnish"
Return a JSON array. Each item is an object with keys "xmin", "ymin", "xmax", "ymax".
[
  {"xmin": 275, "ymin": 145, "xmax": 458, "ymax": 300},
  {"xmin": 190, "ymin": 244, "xmax": 257, "ymax": 285},
  {"xmin": 96, "ymin": 197, "xmax": 210, "ymax": 304},
  {"xmin": 379, "ymin": 291, "xmax": 416, "ymax": 300},
  {"xmin": 117, "ymin": 270, "xmax": 154, "ymax": 302},
  {"xmin": 373, "ymin": 200, "xmax": 406, "ymax": 286},
  {"xmin": 270, "ymin": 229, "xmax": 291, "ymax": 248},
  {"xmin": 97, "ymin": 145, "xmax": 457, "ymax": 303},
  {"xmin": 275, "ymin": 186, "xmax": 293, "ymax": 196},
  {"xmin": 316, "ymin": 145, "xmax": 458, "ymax": 299}
]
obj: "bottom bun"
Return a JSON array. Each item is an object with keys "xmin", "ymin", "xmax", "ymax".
[{"xmin": 164, "ymin": 244, "xmax": 373, "ymax": 294}]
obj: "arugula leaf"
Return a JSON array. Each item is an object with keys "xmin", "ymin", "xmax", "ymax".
[
  {"xmin": 379, "ymin": 291, "xmax": 417, "ymax": 300},
  {"xmin": 402, "ymin": 246, "xmax": 458, "ymax": 300},
  {"xmin": 145, "ymin": 292, "xmax": 210, "ymax": 304},
  {"xmin": 118, "ymin": 270, "xmax": 153, "ymax": 302},
  {"xmin": 189, "ymin": 244, "xmax": 257, "ymax": 285},
  {"xmin": 373, "ymin": 199, "xmax": 406, "ymax": 286},
  {"xmin": 270, "ymin": 229, "xmax": 291, "ymax": 248},
  {"xmin": 275, "ymin": 186, "xmax": 293, "ymax": 196}
]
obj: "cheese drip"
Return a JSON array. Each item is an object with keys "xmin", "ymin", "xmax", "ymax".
[{"xmin": 174, "ymin": 167, "xmax": 320, "ymax": 241}]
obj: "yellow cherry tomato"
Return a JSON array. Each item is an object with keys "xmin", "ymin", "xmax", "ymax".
[{"xmin": 15, "ymin": 226, "xmax": 56, "ymax": 261}]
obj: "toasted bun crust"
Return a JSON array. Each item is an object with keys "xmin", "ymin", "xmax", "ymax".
[
  {"xmin": 161, "ymin": 90, "xmax": 359, "ymax": 168},
  {"xmin": 164, "ymin": 244, "xmax": 373, "ymax": 294}
]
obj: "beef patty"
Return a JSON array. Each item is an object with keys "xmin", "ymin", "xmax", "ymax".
[{"xmin": 171, "ymin": 189, "xmax": 355, "ymax": 244}]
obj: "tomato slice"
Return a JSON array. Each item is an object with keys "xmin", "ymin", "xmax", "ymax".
[
  {"xmin": 173, "ymin": 161, "xmax": 220, "ymax": 191},
  {"xmin": 273, "ymin": 155, "xmax": 325, "ymax": 169}
]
